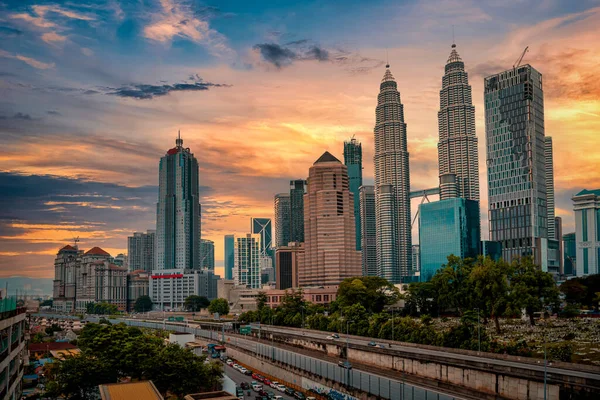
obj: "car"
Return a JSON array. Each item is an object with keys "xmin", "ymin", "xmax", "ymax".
[
  {"xmin": 226, "ymin": 359, "xmax": 234, "ymax": 366},
  {"xmin": 264, "ymin": 379, "xmax": 272, "ymax": 386},
  {"xmin": 236, "ymin": 387, "xmax": 245, "ymax": 399},
  {"xmin": 326, "ymin": 335, "xmax": 336, "ymax": 340},
  {"xmin": 257, "ymin": 375, "xmax": 265, "ymax": 382},
  {"xmin": 285, "ymin": 387, "xmax": 295, "ymax": 396},
  {"xmin": 274, "ymin": 396, "xmax": 283, "ymax": 400},
  {"xmin": 239, "ymin": 368, "xmax": 248, "ymax": 374},
  {"xmin": 338, "ymin": 360, "xmax": 352, "ymax": 369},
  {"xmin": 332, "ymin": 333, "xmax": 340, "ymax": 339},
  {"xmin": 376, "ymin": 344, "xmax": 385, "ymax": 349},
  {"xmin": 270, "ymin": 382, "xmax": 279, "ymax": 389},
  {"xmin": 294, "ymin": 391, "xmax": 306, "ymax": 400},
  {"xmin": 306, "ymin": 397, "xmax": 316, "ymax": 400},
  {"xmin": 252, "ymin": 373, "xmax": 260, "ymax": 380},
  {"xmin": 244, "ymin": 369, "xmax": 253, "ymax": 376},
  {"xmin": 368, "ymin": 341, "xmax": 377, "ymax": 346},
  {"xmin": 258, "ymin": 390, "xmax": 268, "ymax": 396},
  {"xmin": 241, "ymin": 382, "xmax": 250, "ymax": 390},
  {"xmin": 266, "ymin": 391, "xmax": 275, "ymax": 399},
  {"xmin": 252, "ymin": 384, "xmax": 263, "ymax": 392},
  {"xmin": 276, "ymin": 384, "xmax": 286, "ymax": 393}
]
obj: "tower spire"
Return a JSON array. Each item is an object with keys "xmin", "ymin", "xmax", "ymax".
[{"xmin": 176, "ymin": 130, "xmax": 183, "ymax": 147}]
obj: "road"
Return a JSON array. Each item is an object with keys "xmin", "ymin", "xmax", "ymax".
[{"xmin": 220, "ymin": 359, "xmax": 299, "ymax": 400}]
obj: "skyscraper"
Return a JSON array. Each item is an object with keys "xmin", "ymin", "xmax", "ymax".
[
  {"xmin": 224, "ymin": 235, "xmax": 234, "ymax": 280},
  {"xmin": 563, "ymin": 232, "xmax": 576, "ymax": 275},
  {"xmin": 437, "ymin": 44, "xmax": 479, "ymax": 201},
  {"xmin": 233, "ymin": 233, "xmax": 261, "ymax": 288},
  {"xmin": 572, "ymin": 189, "xmax": 600, "ymax": 276},
  {"xmin": 359, "ymin": 185, "xmax": 376, "ymax": 276},
  {"xmin": 251, "ymin": 218, "xmax": 273, "ymax": 256},
  {"xmin": 484, "ymin": 65, "xmax": 548, "ymax": 266},
  {"xmin": 290, "ymin": 179, "xmax": 307, "ymax": 243},
  {"xmin": 275, "ymin": 242, "xmax": 304, "ymax": 290},
  {"xmin": 274, "ymin": 193, "xmax": 291, "ymax": 247},
  {"xmin": 344, "ymin": 137, "xmax": 363, "ymax": 250},
  {"xmin": 300, "ymin": 151, "xmax": 361, "ymax": 286},
  {"xmin": 156, "ymin": 133, "xmax": 201, "ymax": 270},
  {"xmin": 127, "ymin": 230, "xmax": 155, "ymax": 272},
  {"xmin": 373, "ymin": 65, "xmax": 412, "ymax": 282},
  {"xmin": 199, "ymin": 239, "xmax": 215, "ymax": 270},
  {"xmin": 545, "ymin": 137, "xmax": 556, "ymax": 239}
]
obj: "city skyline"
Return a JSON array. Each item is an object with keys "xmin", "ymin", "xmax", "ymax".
[{"xmin": 1, "ymin": 1, "xmax": 599, "ymax": 279}]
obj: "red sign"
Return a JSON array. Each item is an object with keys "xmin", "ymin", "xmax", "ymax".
[{"xmin": 151, "ymin": 274, "xmax": 184, "ymax": 279}]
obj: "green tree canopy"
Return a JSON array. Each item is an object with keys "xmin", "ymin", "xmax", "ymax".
[
  {"xmin": 469, "ymin": 256, "xmax": 510, "ymax": 333},
  {"xmin": 86, "ymin": 302, "xmax": 119, "ymax": 315},
  {"xmin": 184, "ymin": 295, "xmax": 210, "ymax": 312},
  {"xmin": 208, "ymin": 298, "xmax": 229, "ymax": 316},
  {"xmin": 134, "ymin": 295, "xmax": 153, "ymax": 313},
  {"xmin": 337, "ymin": 276, "xmax": 400, "ymax": 313},
  {"xmin": 431, "ymin": 255, "xmax": 475, "ymax": 315}
]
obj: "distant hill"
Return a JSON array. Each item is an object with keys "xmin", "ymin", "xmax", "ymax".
[{"xmin": 0, "ymin": 276, "xmax": 53, "ymax": 297}]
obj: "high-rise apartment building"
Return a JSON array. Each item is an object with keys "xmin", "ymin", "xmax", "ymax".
[
  {"xmin": 200, "ymin": 239, "xmax": 215, "ymax": 270},
  {"xmin": 0, "ymin": 295, "xmax": 26, "ymax": 399},
  {"xmin": 484, "ymin": 65, "xmax": 548, "ymax": 266},
  {"xmin": 274, "ymin": 193, "xmax": 291, "ymax": 247},
  {"xmin": 233, "ymin": 233, "xmax": 261, "ymax": 288},
  {"xmin": 156, "ymin": 133, "xmax": 201, "ymax": 270},
  {"xmin": 373, "ymin": 65, "xmax": 412, "ymax": 282},
  {"xmin": 545, "ymin": 137, "xmax": 556, "ymax": 239},
  {"xmin": 290, "ymin": 179, "xmax": 307, "ymax": 243},
  {"xmin": 344, "ymin": 137, "xmax": 363, "ymax": 250},
  {"xmin": 275, "ymin": 242, "xmax": 304, "ymax": 290},
  {"xmin": 127, "ymin": 270, "xmax": 149, "ymax": 312},
  {"xmin": 150, "ymin": 269, "xmax": 220, "ymax": 310},
  {"xmin": 419, "ymin": 198, "xmax": 480, "ymax": 281},
  {"xmin": 224, "ymin": 235, "xmax": 234, "ymax": 280},
  {"xmin": 300, "ymin": 152, "xmax": 361, "ymax": 286},
  {"xmin": 438, "ymin": 44, "xmax": 479, "ymax": 201},
  {"xmin": 359, "ymin": 185, "xmax": 376, "ymax": 276},
  {"xmin": 572, "ymin": 189, "xmax": 600, "ymax": 276},
  {"xmin": 127, "ymin": 230, "xmax": 155, "ymax": 272},
  {"xmin": 52, "ymin": 244, "xmax": 81, "ymax": 313}
]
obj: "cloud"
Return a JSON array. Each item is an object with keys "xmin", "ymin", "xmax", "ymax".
[
  {"xmin": 106, "ymin": 75, "xmax": 231, "ymax": 100},
  {"xmin": 41, "ymin": 31, "xmax": 67, "ymax": 44},
  {"xmin": 0, "ymin": 26, "xmax": 23, "ymax": 37},
  {"xmin": 253, "ymin": 43, "xmax": 298, "ymax": 68},
  {"xmin": 47, "ymin": 110, "xmax": 62, "ymax": 116},
  {"xmin": 81, "ymin": 47, "xmax": 94, "ymax": 57},
  {"xmin": 0, "ymin": 112, "xmax": 33, "ymax": 121},
  {"xmin": 0, "ymin": 49, "xmax": 54, "ymax": 70}
]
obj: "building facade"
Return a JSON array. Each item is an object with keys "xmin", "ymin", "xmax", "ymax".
[
  {"xmin": 484, "ymin": 64, "xmax": 548, "ymax": 266},
  {"xmin": 265, "ymin": 286, "xmax": 338, "ymax": 309},
  {"xmin": 555, "ymin": 216, "xmax": 564, "ymax": 274},
  {"xmin": 200, "ymin": 239, "xmax": 215, "ymax": 270},
  {"xmin": 251, "ymin": 218, "xmax": 272, "ymax": 257},
  {"xmin": 563, "ymin": 232, "xmax": 576, "ymax": 275},
  {"xmin": 437, "ymin": 44, "xmax": 479, "ymax": 201},
  {"xmin": 156, "ymin": 133, "xmax": 201, "ymax": 270},
  {"xmin": 290, "ymin": 180, "xmax": 307, "ymax": 243},
  {"xmin": 275, "ymin": 242, "xmax": 304, "ymax": 290},
  {"xmin": 572, "ymin": 189, "xmax": 600, "ymax": 276},
  {"xmin": 545, "ymin": 137, "xmax": 556, "ymax": 239},
  {"xmin": 419, "ymin": 198, "xmax": 480, "ymax": 281},
  {"xmin": 359, "ymin": 185, "xmax": 377, "ymax": 276},
  {"xmin": 373, "ymin": 65, "xmax": 412, "ymax": 283},
  {"xmin": 52, "ymin": 244, "xmax": 80, "ymax": 313},
  {"xmin": 411, "ymin": 244, "xmax": 420, "ymax": 274},
  {"xmin": 224, "ymin": 235, "xmax": 234, "ymax": 280},
  {"xmin": 0, "ymin": 296, "xmax": 27, "ymax": 399},
  {"xmin": 344, "ymin": 137, "xmax": 363, "ymax": 251},
  {"xmin": 233, "ymin": 234, "xmax": 261, "ymax": 288},
  {"xmin": 274, "ymin": 193, "xmax": 291, "ymax": 248},
  {"xmin": 127, "ymin": 230, "xmax": 155, "ymax": 272},
  {"xmin": 127, "ymin": 270, "xmax": 150, "ymax": 312},
  {"xmin": 481, "ymin": 240, "xmax": 503, "ymax": 261},
  {"xmin": 149, "ymin": 269, "xmax": 220, "ymax": 310},
  {"xmin": 301, "ymin": 152, "xmax": 361, "ymax": 287}
]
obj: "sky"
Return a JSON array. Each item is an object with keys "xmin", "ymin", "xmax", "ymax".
[{"xmin": 1, "ymin": 0, "xmax": 599, "ymax": 280}]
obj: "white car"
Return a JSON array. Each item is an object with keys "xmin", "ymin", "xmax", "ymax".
[
  {"xmin": 252, "ymin": 384, "xmax": 263, "ymax": 392},
  {"xmin": 274, "ymin": 397, "xmax": 283, "ymax": 400},
  {"xmin": 239, "ymin": 368, "xmax": 248, "ymax": 374},
  {"xmin": 276, "ymin": 384, "xmax": 286, "ymax": 393},
  {"xmin": 270, "ymin": 382, "xmax": 279, "ymax": 389}
]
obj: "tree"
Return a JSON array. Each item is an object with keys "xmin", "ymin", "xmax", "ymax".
[
  {"xmin": 560, "ymin": 279, "xmax": 588, "ymax": 305},
  {"xmin": 404, "ymin": 282, "xmax": 437, "ymax": 316},
  {"xmin": 508, "ymin": 256, "xmax": 559, "ymax": 326},
  {"xmin": 337, "ymin": 276, "xmax": 400, "ymax": 313},
  {"xmin": 431, "ymin": 255, "xmax": 475, "ymax": 315},
  {"xmin": 208, "ymin": 298, "xmax": 229, "ymax": 316},
  {"xmin": 256, "ymin": 291, "xmax": 268, "ymax": 311},
  {"xmin": 134, "ymin": 295, "xmax": 153, "ymax": 313},
  {"xmin": 86, "ymin": 302, "xmax": 118, "ymax": 315},
  {"xmin": 184, "ymin": 295, "xmax": 210, "ymax": 312},
  {"xmin": 470, "ymin": 257, "xmax": 510, "ymax": 333}
]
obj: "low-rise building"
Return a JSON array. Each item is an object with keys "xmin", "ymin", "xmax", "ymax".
[
  {"xmin": 128, "ymin": 270, "xmax": 150, "ymax": 312},
  {"xmin": 168, "ymin": 332, "xmax": 195, "ymax": 347},
  {"xmin": 99, "ymin": 381, "xmax": 163, "ymax": 400},
  {"xmin": 265, "ymin": 286, "xmax": 338, "ymax": 308},
  {"xmin": 150, "ymin": 269, "xmax": 220, "ymax": 310}
]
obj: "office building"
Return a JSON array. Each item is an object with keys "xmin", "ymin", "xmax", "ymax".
[
  {"xmin": 563, "ymin": 232, "xmax": 576, "ymax": 276},
  {"xmin": 545, "ymin": 137, "xmax": 556, "ymax": 239},
  {"xmin": 275, "ymin": 242, "xmax": 304, "ymax": 290},
  {"xmin": 572, "ymin": 189, "xmax": 600, "ymax": 276},
  {"xmin": 301, "ymin": 151, "xmax": 361, "ymax": 286},
  {"xmin": 265, "ymin": 286, "xmax": 338, "ymax": 308},
  {"xmin": 127, "ymin": 230, "xmax": 155, "ymax": 272},
  {"xmin": 411, "ymin": 245, "xmax": 420, "ymax": 274},
  {"xmin": 156, "ymin": 133, "xmax": 201, "ymax": 270},
  {"xmin": 274, "ymin": 193, "xmax": 291, "ymax": 248},
  {"xmin": 200, "ymin": 239, "xmax": 215, "ymax": 270},
  {"xmin": 233, "ymin": 234, "xmax": 261, "ymax": 288},
  {"xmin": 52, "ymin": 244, "xmax": 81, "ymax": 313},
  {"xmin": 555, "ymin": 216, "xmax": 564, "ymax": 274},
  {"xmin": 251, "ymin": 218, "xmax": 272, "ymax": 257},
  {"xmin": 344, "ymin": 137, "xmax": 363, "ymax": 250},
  {"xmin": 374, "ymin": 65, "xmax": 412, "ymax": 283},
  {"xmin": 224, "ymin": 235, "xmax": 234, "ymax": 280},
  {"xmin": 359, "ymin": 185, "xmax": 377, "ymax": 276},
  {"xmin": 419, "ymin": 198, "xmax": 480, "ymax": 281},
  {"xmin": 149, "ymin": 269, "xmax": 220, "ymax": 310},
  {"xmin": 76, "ymin": 247, "xmax": 128, "ymax": 312},
  {"xmin": 484, "ymin": 64, "xmax": 548, "ymax": 266},
  {"xmin": 127, "ymin": 270, "xmax": 150, "ymax": 312},
  {"xmin": 0, "ymin": 295, "xmax": 26, "ymax": 399},
  {"xmin": 481, "ymin": 240, "xmax": 502, "ymax": 261},
  {"xmin": 290, "ymin": 179, "xmax": 307, "ymax": 242},
  {"xmin": 437, "ymin": 44, "xmax": 479, "ymax": 201}
]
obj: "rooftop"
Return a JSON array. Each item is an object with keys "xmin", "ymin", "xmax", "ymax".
[
  {"xmin": 314, "ymin": 151, "xmax": 340, "ymax": 164},
  {"xmin": 381, "ymin": 66, "xmax": 395, "ymax": 83},
  {"xmin": 85, "ymin": 247, "xmax": 111, "ymax": 257},
  {"xmin": 575, "ymin": 188, "xmax": 600, "ymax": 197},
  {"xmin": 446, "ymin": 44, "xmax": 462, "ymax": 64},
  {"xmin": 184, "ymin": 391, "xmax": 238, "ymax": 400},
  {"xmin": 99, "ymin": 381, "xmax": 163, "ymax": 400},
  {"xmin": 59, "ymin": 244, "xmax": 77, "ymax": 253},
  {"xmin": 29, "ymin": 342, "xmax": 77, "ymax": 352}
]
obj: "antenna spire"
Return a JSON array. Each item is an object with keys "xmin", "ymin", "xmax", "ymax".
[
  {"xmin": 452, "ymin": 25, "xmax": 456, "ymax": 48},
  {"xmin": 386, "ymin": 48, "xmax": 389, "ymax": 68},
  {"xmin": 176, "ymin": 130, "xmax": 183, "ymax": 147}
]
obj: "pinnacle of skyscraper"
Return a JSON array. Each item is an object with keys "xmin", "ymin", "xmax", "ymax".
[
  {"xmin": 382, "ymin": 66, "xmax": 395, "ymax": 83},
  {"xmin": 314, "ymin": 151, "xmax": 340, "ymax": 164},
  {"xmin": 446, "ymin": 43, "xmax": 462, "ymax": 64},
  {"xmin": 176, "ymin": 129, "xmax": 183, "ymax": 147}
]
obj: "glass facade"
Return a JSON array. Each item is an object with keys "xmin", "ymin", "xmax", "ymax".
[
  {"xmin": 251, "ymin": 218, "xmax": 273, "ymax": 257},
  {"xmin": 274, "ymin": 193, "xmax": 291, "ymax": 248},
  {"xmin": 290, "ymin": 180, "xmax": 306, "ymax": 243},
  {"xmin": 224, "ymin": 234, "xmax": 234, "ymax": 280},
  {"xmin": 419, "ymin": 198, "xmax": 480, "ymax": 281},
  {"xmin": 563, "ymin": 232, "xmax": 576, "ymax": 276},
  {"xmin": 344, "ymin": 137, "xmax": 363, "ymax": 251}
]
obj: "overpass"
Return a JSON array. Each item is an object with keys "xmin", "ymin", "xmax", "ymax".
[{"xmin": 75, "ymin": 316, "xmax": 600, "ymax": 400}]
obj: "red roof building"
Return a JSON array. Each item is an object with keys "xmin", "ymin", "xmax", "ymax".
[{"xmin": 85, "ymin": 247, "xmax": 111, "ymax": 256}]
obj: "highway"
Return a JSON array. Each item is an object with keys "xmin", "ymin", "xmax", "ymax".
[{"xmin": 221, "ymin": 359, "xmax": 298, "ymax": 400}]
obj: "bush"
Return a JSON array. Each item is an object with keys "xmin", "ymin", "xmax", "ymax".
[{"xmin": 548, "ymin": 342, "xmax": 573, "ymax": 362}]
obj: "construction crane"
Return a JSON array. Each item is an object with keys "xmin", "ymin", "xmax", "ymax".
[{"xmin": 513, "ymin": 46, "xmax": 529, "ymax": 69}]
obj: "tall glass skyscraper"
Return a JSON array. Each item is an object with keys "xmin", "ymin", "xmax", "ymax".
[
  {"xmin": 344, "ymin": 137, "xmax": 363, "ymax": 250},
  {"xmin": 156, "ymin": 133, "xmax": 201, "ymax": 270},
  {"xmin": 251, "ymin": 218, "xmax": 272, "ymax": 257},
  {"xmin": 199, "ymin": 239, "xmax": 214, "ymax": 270},
  {"xmin": 437, "ymin": 44, "xmax": 479, "ymax": 201},
  {"xmin": 484, "ymin": 65, "xmax": 548, "ymax": 266},
  {"xmin": 274, "ymin": 193, "xmax": 291, "ymax": 247},
  {"xmin": 545, "ymin": 137, "xmax": 556, "ymax": 239},
  {"xmin": 224, "ymin": 234, "xmax": 234, "ymax": 280},
  {"xmin": 419, "ymin": 198, "xmax": 480, "ymax": 281},
  {"xmin": 373, "ymin": 65, "xmax": 412, "ymax": 283},
  {"xmin": 572, "ymin": 189, "xmax": 600, "ymax": 276},
  {"xmin": 233, "ymin": 233, "xmax": 261, "ymax": 288},
  {"xmin": 359, "ymin": 185, "xmax": 376, "ymax": 276},
  {"xmin": 290, "ymin": 179, "xmax": 306, "ymax": 243}
]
